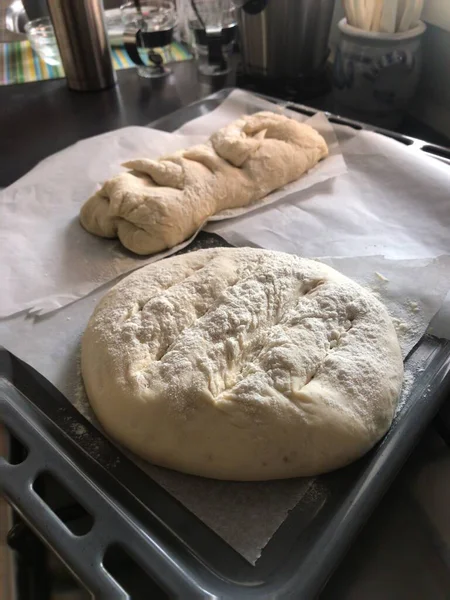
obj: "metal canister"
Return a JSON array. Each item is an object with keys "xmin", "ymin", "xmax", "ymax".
[
  {"xmin": 238, "ymin": 0, "xmax": 336, "ymax": 78},
  {"xmin": 46, "ymin": 0, "xmax": 117, "ymax": 91}
]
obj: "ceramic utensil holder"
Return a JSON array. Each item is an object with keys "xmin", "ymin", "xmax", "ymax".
[{"xmin": 333, "ymin": 18, "xmax": 426, "ymax": 128}]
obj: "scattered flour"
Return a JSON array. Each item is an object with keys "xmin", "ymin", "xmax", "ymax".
[
  {"xmin": 392, "ymin": 317, "xmax": 411, "ymax": 335},
  {"xmin": 406, "ymin": 299, "xmax": 420, "ymax": 313},
  {"xmin": 395, "ymin": 370, "xmax": 415, "ymax": 416}
]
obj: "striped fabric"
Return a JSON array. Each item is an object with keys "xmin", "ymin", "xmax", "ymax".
[{"xmin": 0, "ymin": 40, "xmax": 192, "ymax": 85}]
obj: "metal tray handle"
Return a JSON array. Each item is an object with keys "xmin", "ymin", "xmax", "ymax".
[
  {"xmin": 0, "ymin": 383, "xmax": 207, "ymax": 599},
  {"xmin": 0, "ymin": 386, "xmax": 128, "ymax": 599}
]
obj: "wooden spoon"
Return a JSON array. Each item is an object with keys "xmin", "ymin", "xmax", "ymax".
[
  {"xmin": 344, "ymin": 0, "xmax": 357, "ymax": 27},
  {"xmin": 396, "ymin": 0, "xmax": 408, "ymax": 31},
  {"xmin": 380, "ymin": 0, "xmax": 398, "ymax": 33},
  {"xmin": 398, "ymin": 0, "xmax": 424, "ymax": 32},
  {"xmin": 410, "ymin": 0, "xmax": 424, "ymax": 28},
  {"xmin": 371, "ymin": 0, "xmax": 384, "ymax": 31},
  {"xmin": 362, "ymin": 0, "xmax": 376, "ymax": 31}
]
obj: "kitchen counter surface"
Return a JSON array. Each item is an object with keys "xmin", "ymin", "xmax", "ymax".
[
  {"xmin": 1, "ymin": 62, "xmax": 450, "ymax": 600},
  {"xmin": 1, "ymin": 61, "xmax": 449, "ymax": 189}
]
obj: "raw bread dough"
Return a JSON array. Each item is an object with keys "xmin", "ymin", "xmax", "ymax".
[
  {"xmin": 79, "ymin": 112, "xmax": 328, "ymax": 255},
  {"xmin": 81, "ymin": 248, "xmax": 403, "ymax": 481}
]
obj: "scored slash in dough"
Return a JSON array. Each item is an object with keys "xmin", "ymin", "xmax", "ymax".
[
  {"xmin": 79, "ymin": 112, "xmax": 328, "ymax": 255},
  {"xmin": 81, "ymin": 248, "xmax": 404, "ymax": 481}
]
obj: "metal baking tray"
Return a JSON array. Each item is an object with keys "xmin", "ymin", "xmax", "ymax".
[
  {"xmin": 151, "ymin": 88, "xmax": 450, "ymax": 166},
  {"xmin": 2, "ymin": 331, "xmax": 450, "ymax": 599},
  {"xmin": 1, "ymin": 91, "xmax": 450, "ymax": 599}
]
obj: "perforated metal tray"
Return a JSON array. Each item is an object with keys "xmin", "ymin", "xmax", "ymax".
[
  {"xmin": 2, "ymin": 333, "xmax": 450, "ymax": 599},
  {"xmin": 1, "ymin": 91, "xmax": 450, "ymax": 599}
]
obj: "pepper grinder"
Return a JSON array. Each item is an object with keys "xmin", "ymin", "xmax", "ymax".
[{"xmin": 47, "ymin": 0, "xmax": 117, "ymax": 91}]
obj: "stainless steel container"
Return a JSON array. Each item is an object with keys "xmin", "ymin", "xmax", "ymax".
[
  {"xmin": 47, "ymin": 0, "xmax": 116, "ymax": 91},
  {"xmin": 238, "ymin": 0, "xmax": 336, "ymax": 78}
]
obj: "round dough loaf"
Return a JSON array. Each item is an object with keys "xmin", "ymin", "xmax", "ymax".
[{"xmin": 81, "ymin": 248, "xmax": 403, "ymax": 481}]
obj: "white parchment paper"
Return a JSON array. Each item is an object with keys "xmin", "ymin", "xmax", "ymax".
[
  {"xmin": 320, "ymin": 255, "xmax": 450, "ymax": 357},
  {"xmin": 0, "ymin": 127, "xmax": 205, "ymax": 318},
  {"xmin": 206, "ymin": 122, "xmax": 450, "ymax": 261},
  {"xmin": 1, "ymin": 252, "xmax": 448, "ymax": 564},
  {"xmin": 204, "ymin": 113, "xmax": 450, "ymax": 345},
  {"xmin": 1, "ymin": 90, "xmax": 449, "ymax": 564},
  {"xmin": 62, "ymin": 252, "xmax": 450, "ymax": 565},
  {"xmin": 0, "ymin": 90, "xmax": 346, "ymax": 319}
]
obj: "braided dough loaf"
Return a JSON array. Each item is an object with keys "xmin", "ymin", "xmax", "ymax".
[
  {"xmin": 79, "ymin": 112, "xmax": 328, "ymax": 255},
  {"xmin": 81, "ymin": 248, "xmax": 403, "ymax": 481}
]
